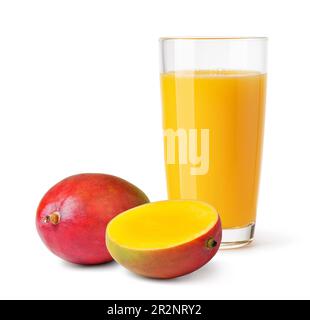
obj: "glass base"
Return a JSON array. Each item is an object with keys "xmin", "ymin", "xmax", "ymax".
[{"xmin": 220, "ymin": 223, "xmax": 255, "ymax": 249}]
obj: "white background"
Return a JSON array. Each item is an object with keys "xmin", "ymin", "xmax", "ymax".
[{"xmin": 0, "ymin": 0, "xmax": 309, "ymax": 300}]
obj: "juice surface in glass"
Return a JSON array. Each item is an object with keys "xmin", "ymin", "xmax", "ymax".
[{"xmin": 161, "ymin": 70, "xmax": 266, "ymax": 229}]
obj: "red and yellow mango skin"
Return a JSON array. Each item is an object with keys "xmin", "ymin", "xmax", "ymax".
[
  {"xmin": 36, "ymin": 173, "xmax": 149, "ymax": 265},
  {"xmin": 107, "ymin": 218, "xmax": 221, "ymax": 279}
]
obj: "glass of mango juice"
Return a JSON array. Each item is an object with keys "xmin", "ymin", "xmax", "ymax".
[{"xmin": 159, "ymin": 37, "xmax": 267, "ymax": 248}]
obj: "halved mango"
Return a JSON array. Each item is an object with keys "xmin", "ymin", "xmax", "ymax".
[{"xmin": 106, "ymin": 200, "xmax": 221, "ymax": 279}]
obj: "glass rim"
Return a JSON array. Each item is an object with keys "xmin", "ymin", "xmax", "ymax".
[{"xmin": 159, "ymin": 36, "xmax": 268, "ymax": 41}]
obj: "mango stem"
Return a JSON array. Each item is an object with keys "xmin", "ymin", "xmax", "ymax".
[
  {"xmin": 43, "ymin": 212, "xmax": 61, "ymax": 225},
  {"xmin": 206, "ymin": 237, "xmax": 217, "ymax": 249}
]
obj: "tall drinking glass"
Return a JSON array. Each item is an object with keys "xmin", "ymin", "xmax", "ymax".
[{"xmin": 159, "ymin": 37, "xmax": 267, "ymax": 248}]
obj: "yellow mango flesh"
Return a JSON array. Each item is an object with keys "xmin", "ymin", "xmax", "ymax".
[{"xmin": 107, "ymin": 200, "xmax": 218, "ymax": 250}]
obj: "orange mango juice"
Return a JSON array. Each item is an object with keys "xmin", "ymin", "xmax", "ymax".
[{"xmin": 161, "ymin": 70, "xmax": 266, "ymax": 229}]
